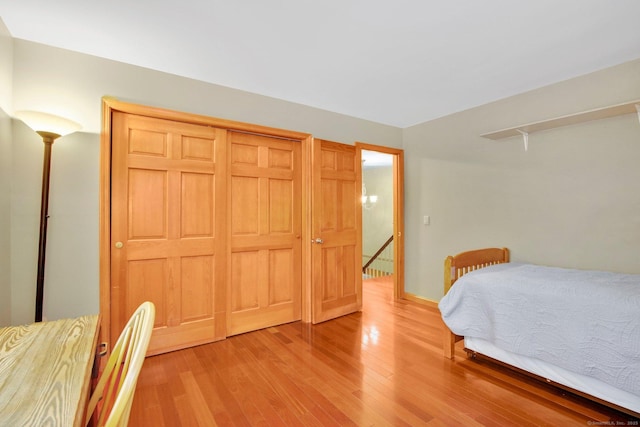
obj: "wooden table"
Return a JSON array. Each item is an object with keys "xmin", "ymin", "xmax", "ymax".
[{"xmin": 0, "ymin": 314, "xmax": 100, "ymax": 426}]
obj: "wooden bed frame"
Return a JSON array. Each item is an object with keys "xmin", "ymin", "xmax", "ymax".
[
  {"xmin": 442, "ymin": 247, "xmax": 510, "ymax": 359},
  {"xmin": 441, "ymin": 247, "xmax": 640, "ymax": 419}
]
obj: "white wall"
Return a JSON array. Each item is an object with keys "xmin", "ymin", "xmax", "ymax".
[
  {"xmin": 0, "ymin": 111, "xmax": 11, "ymax": 326},
  {"xmin": 8, "ymin": 39, "xmax": 402, "ymax": 325},
  {"xmin": 11, "ymin": 39, "xmax": 403, "ymax": 145},
  {"xmin": 0, "ymin": 19, "xmax": 12, "ymax": 112},
  {"xmin": 404, "ymin": 59, "xmax": 640, "ymax": 301},
  {"xmin": 0, "ymin": 19, "xmax": 13, "ymax": 326},
  {"xmin": 7, "ymin": 35, "xmax": 640, "ymax": 318}
]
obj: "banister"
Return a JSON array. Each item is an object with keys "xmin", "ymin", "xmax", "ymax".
[{"xmin": 362, "ymin": 235, "xmax": 394, "ymax": 273}]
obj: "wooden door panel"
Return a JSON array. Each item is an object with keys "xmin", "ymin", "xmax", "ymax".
[
  {"xmin": 341, "ymin": 244, "xmax": 358, "ymax": 295},
  {"xmin": 126, "ymin": 259, "xmax": 167, "ymax": 328},
  {"xmin": 340, "ymin": 181, "xmax": 357, "ymax": 229},
  {"xmin": 181, "ymin": 173, "xmax": 215, "ymax": 237},
  {"xmin": 231, "ymin": 176, "xmax": 259, "ymax": 234},
  {"xmin": 228, "ymin": 132, "xmax": 302, "ymax": 336},
  {"xmin": 128, "ymin": 128, "xmax": 167, "ymax": 156},
  {"xmin": 320, "ymin": 179, "xmax": 358, "ymax": 231},
  {"xmin": 180, "ymin": 255, "xmax": 214, "ymax": 322},
  {"xmin": 321, "ymin": 247, "xmax": 339, "ymax": 300},
  {"xmin": 111, "ymin": 112, "xmax": 226, "ymax": 355},
  {"xmin": 312, "ymin": 140, "xmax": 362, "ymax": 323},
  {"xmin": 230, "ymin": 248, "xmax": 297, "ymax": 312},
  {"xmin": 182, "ymin": 135, "xmax": 216, "ymax": 161},
  {"xmin": 269, "ymin": 248, "xmax": 295, "ymax": 303},
  {"xmin": 269, "ymin": 179, "xmax": 294, "ymax": 232},
  {"xmin": 128, "ymin": 169, "xmax": 167, "ymax": 239},
  {"xmin": 229, "ymin": 247, "xmax": 299, "ymax": 333}
]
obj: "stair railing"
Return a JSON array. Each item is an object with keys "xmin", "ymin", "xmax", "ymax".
[{"xmin": 362, "ymin": 235, "xmax": 394, "ymax": 274}]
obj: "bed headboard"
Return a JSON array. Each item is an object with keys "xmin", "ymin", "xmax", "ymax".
[{"xmin": 444, "ymin": 247, "xmax": 510, "ymax": 294}]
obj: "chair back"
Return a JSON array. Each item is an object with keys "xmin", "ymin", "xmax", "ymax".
[{"xmin": 85, "ymin": 301, "xmax": 155, "ymax": 426}]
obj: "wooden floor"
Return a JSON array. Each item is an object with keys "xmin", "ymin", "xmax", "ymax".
[{"xmin": 130, "ymin": 276, "xmax": 638, "ymax": 426}]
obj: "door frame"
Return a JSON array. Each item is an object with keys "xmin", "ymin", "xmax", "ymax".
[
  {"xmin": 355, "ymin": 142, "xmax": 405, "ymax": 299},
  {"xmin": 99, "ymin": 97, "xmax": 313, "ymax": 349}
]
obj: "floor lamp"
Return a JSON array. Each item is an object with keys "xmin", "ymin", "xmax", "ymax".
[{"xmin": 14, "ymin": 111, "xmax": 81, "ymax": 322}]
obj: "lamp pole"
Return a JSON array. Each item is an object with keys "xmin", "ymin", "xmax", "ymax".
[
  {"xmin": 14, "ymin": 110, "xmax": 81, "ymax": 322},
  {"xmin": 35, "ymin": 131, "xmax": 60, "ymax": 322}
]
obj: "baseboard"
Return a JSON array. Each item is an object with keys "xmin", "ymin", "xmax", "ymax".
[{"xmin": 402, "ymin": 292, "xmax": 439, "ymax": 308}]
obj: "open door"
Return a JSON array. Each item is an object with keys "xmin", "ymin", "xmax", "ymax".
[{"xmin": 311, "ymin": 139, "xmax": 362, "ymax": 323}]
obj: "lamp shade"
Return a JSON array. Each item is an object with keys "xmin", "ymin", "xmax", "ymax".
[{"xmin": 14, "ymin": 110, "xmax": 81, "ymax": 137}]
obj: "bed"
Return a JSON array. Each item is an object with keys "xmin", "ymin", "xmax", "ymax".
[{"xmin": 438, "ymin": 247, "xmax": 640, "ymax": 418}]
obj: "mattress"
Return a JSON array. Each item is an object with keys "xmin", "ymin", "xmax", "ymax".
[{"xmin": 465, "ymin": 336, "xmax": 640, "ymax": 414}]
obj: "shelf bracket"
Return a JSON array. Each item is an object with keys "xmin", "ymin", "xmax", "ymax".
[{"xmin": 516, "ymin": 129, "xmax": 529, "ymax": 151}]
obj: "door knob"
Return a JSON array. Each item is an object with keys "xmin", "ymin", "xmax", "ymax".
[
  {"xmin": 115, "ymin": 241, "xmax": 124, "ymax": 249},
  {"xmin": 312, "ymin": 238, "xmax": 324, "ymax": 244}
]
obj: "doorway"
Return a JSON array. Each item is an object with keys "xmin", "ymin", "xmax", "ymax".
[{"xmin": 356, "ymin": 143, "xmax": 405, "ymax": 300}]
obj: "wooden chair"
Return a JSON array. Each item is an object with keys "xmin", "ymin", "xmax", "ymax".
[{"xmin": 85, "ymin": 302, "xmax": 155, "ymax": 426}]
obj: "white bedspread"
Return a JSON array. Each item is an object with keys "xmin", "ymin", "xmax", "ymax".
[{"xmin": 439, "ymin": 263, "xmax": 640, "ymax": 396}]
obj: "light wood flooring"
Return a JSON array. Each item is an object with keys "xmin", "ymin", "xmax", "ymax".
[{"xmin": 129, "ymin": 276, "xmax": 638, "ymax": 426}]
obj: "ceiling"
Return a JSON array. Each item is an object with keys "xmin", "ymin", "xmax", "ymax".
[{"xmin": 2, "ymin": 1, "xmax": 640, "ymax": 128}]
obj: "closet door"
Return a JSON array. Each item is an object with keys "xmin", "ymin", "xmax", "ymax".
[
  {"xmin": 311, "ymin": 139, "xmax": 362, "ymax": 323},
  {"xmin": 111, "ymin": 112, "xmax": 227, "ymax": 355},
  {"xmin": 227, "ymin": 131, "xmax": 302, "ymax": 335}
]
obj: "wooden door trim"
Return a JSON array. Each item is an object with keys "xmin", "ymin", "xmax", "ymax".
[
  {"xmin": 301, "ymin": 136, "xmax": 313, "ymax": 323},
  {"xmin": 99, "ymin": 97, "xmax": 313, "ymax": 351},
  {"xmin": 101, "ymin": 97, "xmax": 311, "ymax": 140},
  {"xmin": 98, "ymin": 99, "xmax": 113, "ymax": 355},
  {"xmin": 355, "ymin": 142, "xmax": 405, "ymax": 300}
]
